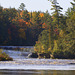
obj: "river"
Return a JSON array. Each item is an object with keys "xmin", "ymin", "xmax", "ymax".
[{"xmin": 0, "ymin": 46, "xmax": 75, "ymax": 75}]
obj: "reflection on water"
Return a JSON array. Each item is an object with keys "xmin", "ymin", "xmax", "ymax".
[{"xmin": 0, "ymin": 70, "xmax": 75, "ymax": 75}]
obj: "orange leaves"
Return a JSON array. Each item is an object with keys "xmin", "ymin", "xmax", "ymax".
[
  {"xmin": 20, "ymin": 12, "xmax": 23, "ymax": 17},
  {"xmin": 18, "ymin": 19, "xmax": 26, "ymax": 23},
  {"xmin": 54, "ymin": 28, "xmax": 58, "ymax": 32},
  {"xmin": 18, "ymin": 19, "xmax": 29, "ymax": 26},
  {"xmin": 39, "ymin": 13, "xmax": 44, "ymax": 17},
  {"xmin": 26, "ymin": 22, "xmax": 28, "ymax": 25},
  {"xmin": 12, "ymin": 18, "xmax": 26, "ymax": 23},
  {"xmin": 12, "ymin": 18, "xmax": 16, "ymax": 22},
  {"xmin": 17, "ymin": 12, "xmax": 20, "ymax": 18},
  {"xmin": 42, "ymin": 23, "xmax": 47, "ymax": 29},
  {"xmin": 20, "ymin": 10, "xmax": 24, "ymax": 17},
  {"xmin": 36, "ymin": 41, "xmax": 40, "ymax": 44},
  {"xmin": 18, "ymin": 19, "xmax": 28, "ymax": 28},
  {"xmin": 43, "ymin": 23, "xmax": 45, "ymax": 25}
]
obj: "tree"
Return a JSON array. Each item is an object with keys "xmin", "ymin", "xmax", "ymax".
[
  {"xmin": 66, "ymin": 0, "xmax": 75, "ymax": 17},
  {"xmin": 0, "ymin": 5, "xmax": 3, "ymax": 12},
  {"xmin": 57, "ymin": 0, "xmax": 75, "ymax": 59},
  {"xmin": 22, "ymin": 10, "xmax": 30, "ymax": 22},
  {"xmin": 8, "ymin": 8, "xmax": 17, "ymax": 20},
  {"xmin": 35, "ymin": 30, "xmax": 49, "ymax": 53},
  {"xmin": 48, "ymin": 0, "xmax": 63, "ymax": 27},
  {"xmin": 19, "ymin": 3, "xmax": 25, "ymax": 10},
  {"xmin": 0, "ymin": 8, "xmax": 11, "ymax": 45},
  {"xmin": 70, "ymin": 0, "xmax": 75, "ymax": 12},
  {"xmin": 30, "ymin": 11, "xmax": 43, "ymax": 41}
]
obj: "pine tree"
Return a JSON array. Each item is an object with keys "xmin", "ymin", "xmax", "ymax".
[
  {"xmin": 70, "ymin": 0, "xmax": 75, "ymax": 12},
  {"xmin": 48, "ymin": 0, "xmax": 63, "ymax": 27},
  {"xmin": 19, "ymin": 3, "xmax": 25, "ymax": 10},
  {"xmin": 66, "ymin": 0, "xmax": 75, "ymax": 17}
]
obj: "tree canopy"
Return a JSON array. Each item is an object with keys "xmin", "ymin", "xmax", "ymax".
[{"xmin": 0, "ymin": 1, "xmax": 75, "ymax": 59}]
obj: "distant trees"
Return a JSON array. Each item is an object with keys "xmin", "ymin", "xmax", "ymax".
[
  {"xmin": 0, "ymin": 1, "xmax": 75, "ymax": 58},
  {"xmin": 0, "ymin": 4, "xmax": 44, "ymax": 46}
]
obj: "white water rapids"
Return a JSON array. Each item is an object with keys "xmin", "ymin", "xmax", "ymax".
[{"xmin": 0, "ymin": 49, "xmax": 75, "ymax": 70}]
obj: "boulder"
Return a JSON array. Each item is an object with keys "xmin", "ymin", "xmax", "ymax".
[
  {"xmin": 38, "ymin": 53, "xmax": 50, "ymax": 58},
  {"xmin": 28, "ymin": 53, "xmax": 38, "ymax": 58}
]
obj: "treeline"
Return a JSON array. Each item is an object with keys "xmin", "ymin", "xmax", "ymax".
[
  {"xmin": 0, "ymin": 0, "xmax": 75, "ymax": 59},
  {"xmin": 34, "ymin": 0, "xmax": 75, "ymax": 59},
  {"xmin": 0, "ymin": 3, "xmax": 47, "ymax": 46}
]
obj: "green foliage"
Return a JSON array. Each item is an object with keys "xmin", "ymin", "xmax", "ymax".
[
  {"xmin": 0, "ymin": 1, "xmax": 75, "ymax": 59},
  {"xmin": 22, "ymin": 10, "xmax": 30, "ymax": 22},
  {"xmin": 66, "ymin": 0, "xmax": 75, "ymax": 17},
  {"xmin": 35, "ymin": 30, "xmax": 49, "ymax": 53},
  {"xmin": 34, "ymin": 0, "xmax": 75, "ymax": 59},
  {"xmin": 0, "ymin": 4, "xmax": 44, "ymax": 46},
  {"xmin": 0, "ymin": 49, "xmax": 13, "ymax": 61},
  {"xmin": 52, "ymin": 49, "xmax": 64, "ymax": 59}
]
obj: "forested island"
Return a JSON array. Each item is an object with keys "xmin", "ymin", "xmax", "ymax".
[{"xmin": 0, "ymin": 0, "xmax": 75, "ymax": 60}]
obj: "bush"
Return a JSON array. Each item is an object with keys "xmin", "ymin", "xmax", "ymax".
[
  {"xmin": 52, "ymin": 50, "xmax": 64, "ymax": 59},
  {"xmin": 0, "ymin": 49, "xmax": 13, "ymax": 61}
]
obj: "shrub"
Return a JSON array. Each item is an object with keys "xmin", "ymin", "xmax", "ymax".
[{"xmin": 0, "ymin": 49, "xmax": 13, "ymax": 61}]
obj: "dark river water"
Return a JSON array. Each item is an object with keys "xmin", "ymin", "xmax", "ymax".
[
  {"xmin": 0, "ymin": 70, "xmax": 75, "ymax": 75},
  {"xmin": 0, "ymin": 46, "xmax": 75, "ymax": 75}
]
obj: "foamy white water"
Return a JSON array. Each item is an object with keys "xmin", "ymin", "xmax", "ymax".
[
  {"xmin": 0, "ymin": 49, "xmax": 75, "ymax": 70},
  {"xmin": 0, "ymin": 58, "xmax": 75, "ymax": 70}
]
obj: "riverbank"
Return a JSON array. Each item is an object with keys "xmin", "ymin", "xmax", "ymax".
[
  {"xmin": 0, "ymin": 69, "xmax": 75, "ymax": 75},
  {"xmin": 0, "ymin": 49, "xmax": 13, "ymax": 61}
]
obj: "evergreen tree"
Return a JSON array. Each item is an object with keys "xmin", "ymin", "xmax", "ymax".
[
  {"xmin": 19, "ymin": 3, "xmax": 25, "ymax": 10},
  {"xmin": 66, "ymin": 0, "xmax": 75, "ymax": 17},
  {"xmin": 48, "ymin": 0, "xmax": 63, "ymax": 27}
]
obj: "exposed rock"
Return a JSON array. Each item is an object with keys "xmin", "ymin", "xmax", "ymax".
[
  {"xmin": 38, "ymin": 53, "xmax": 50, "ymax": 59},
  {"xmin": 28, "ymin": 53, "xmax": 38, "ymax": 58},
  {"xmin": 68, "ymin": 63, "xmax": 75, "ymax": 65}
]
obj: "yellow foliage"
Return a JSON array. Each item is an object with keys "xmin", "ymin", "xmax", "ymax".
[
  {"xmin": 53, "ymin": 40, "xmax": 58, "ymax": 51},
  {"xmin": 32, "ymin": 12, "xmax": 37, "ymax": 17},
  {"xmin": 59, "ymin": 30, "xmax": 64, "ymax": 37},
  {"xmin": 41, "ymin": 45, "xmax": 44, "ymax": 50},
  {"xmin": 20, "ymin": 10, "xmax": 24, "ymax": 17},
  {"xmin": 17, "ymin": 12, "xmax": 20, "ymax": 17},
  {"xmin": 39, "ymin": 13, "xmax": 44, "ymax": 17}
]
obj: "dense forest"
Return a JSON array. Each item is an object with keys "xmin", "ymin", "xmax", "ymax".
[
  {"xmin": 34, "ymin": 0, "xmax": 75, "ymax": 59},
  {"xmin": 0, "ymin": 3, "xmax": 44, "ymax": 46},
  {"xmin": 0, "ymin": 0, "xmax": 75, "ymax": 58}
]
